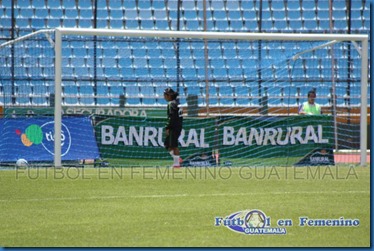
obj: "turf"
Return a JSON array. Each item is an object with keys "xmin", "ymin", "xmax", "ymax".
[{"xmin": 0, "ymin": 165, "xmax": 370, "ymax": 247}]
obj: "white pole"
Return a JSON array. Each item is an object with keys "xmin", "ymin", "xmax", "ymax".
[
  {"xmin": 54, "ymin": 29, "xmax": 62, "ymax": 168},
  {"xmin": 57, "ymin": 28, "xmax": 367, "ymax": 42},
  {"xmin": 360, "ymin": 38, "xmax": 368, "ymax": 166}
]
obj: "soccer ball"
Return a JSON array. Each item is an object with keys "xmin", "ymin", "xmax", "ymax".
[
  {"xmin": 16, "ymin": 158, "xmax": 29, "ymax": 168},
  {"xmin": 246, "ymin": 211, "xmax": 266, "ymax": 228}
]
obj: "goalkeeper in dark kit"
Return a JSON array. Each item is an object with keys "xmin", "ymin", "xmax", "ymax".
[{"xmin": 163, "ymin": 87, "xmax": 183, "ymax": 168}]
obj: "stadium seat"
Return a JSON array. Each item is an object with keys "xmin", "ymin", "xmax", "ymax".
[
  {"xmin": 80, "ymin": 95, "xmax": 95, "ymax": 106},
  {"xmin": 65, "ymin": 9, "xmax": 78, "ymax": 19},
  {"xmin": 49, "ymin": 7, "xmax": 63, "ymax": 18},
  {"xmin": 31, "ymin": 18, "xmax": 46, "ymax": 29},
  {"xmin": 314, "ymin": 85, "xmax": 330, "ymax": 106},
  {"xmin": 219, "ymin": 85, "xmax": 235, "ymax": 106},
  {"xmin": 2, "ymin": 84, "xmax": 12, "ymax": 105},
  {"xmin": 335, "ymin": 85, "xmax": 348, "ymax": 106},
  {"xmin": 35, "ymin": 8, "xmax": 48, "ymax": 19},
  {"xmin": 152, "ymin": 0, "xmax": 166, "ymax": 9},
  {"xmin": 283, "ymin": 86, "xmax": 298, "ymax": 106},
  {"xmin": 203, "ymin": 85, "xmax": 219, "ymax": 106},
  {"xmin": 235, "ymin": 87, "xmax": 251, "ymax": 106},
  {"xmin": 60, "ymin": 0, "xmax": 76, "ymax": 9},
  {"xmin": 95, "ymin": 84, "xmax": 110, "ymax": 105},
  {"xmin": 272, "ymin": 11, "xmax": 288, "ymax": 30},
  {"xmin": 78, "ymin": 0, "xmax": 92, "ymax": 9},
  {"xmin": 15, "ymin": 18, "xmax": 31, "ymax": 29},
  {"xmin": 63, "ymin": 84, "xmax": 79, "ymax": 105},
  {"xmin": 141, "ymin": 85, "xmax": 155, "ymax": 99},
  {"xmin": 16, "ymin": 81, "xmax": 32, "ymax": 105},
  {"xmin": 186, "ymin": 85, "xmax": 202, "ymax": 96},
  {"xmin": 62, "ymin": 19, "xmax": 77, "ymax": 28},
  {"xmin": 32, "ymin": 95, "xmax": 48, "ymax": 106}
]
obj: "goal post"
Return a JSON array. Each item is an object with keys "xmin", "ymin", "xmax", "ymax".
[{"xmin": 53, "ymin": 28, "xmax": 369, "ymax": 167}]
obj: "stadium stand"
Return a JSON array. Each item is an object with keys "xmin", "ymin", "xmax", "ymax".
[{"xmin": 0, "ymin": 0, "xmax": 370, "ymax": 109}]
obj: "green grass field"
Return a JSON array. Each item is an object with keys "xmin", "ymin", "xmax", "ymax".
[{"xmin": 0, "ymin": 165, "xmax": 370, "ymax": 247}]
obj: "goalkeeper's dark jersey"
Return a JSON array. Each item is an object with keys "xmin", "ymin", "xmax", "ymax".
[{"xmin": 166, "ymin": 100, "xmax": 183, "ymax": 131}]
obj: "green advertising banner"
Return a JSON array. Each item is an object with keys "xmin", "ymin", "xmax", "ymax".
[
  {"xmin": 95, "ymin": 116, "xmax": 216, "ymax": 160},
  {"xmin": 95, "ymin": 115, "xmax": 333, "ymax": 162},
  {"xmin": 217, "ymin": 115, "xmax": 334, "ymax": 159}
]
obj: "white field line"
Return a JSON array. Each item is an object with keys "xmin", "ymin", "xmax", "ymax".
[{"xmin": 0, "ymin": 190, "xmax": 369, "ymax": 203}]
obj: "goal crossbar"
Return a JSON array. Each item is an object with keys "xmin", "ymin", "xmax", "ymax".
[{"xmin": 53, "ymin": 28, "xmax": 369, "ymax": 167}]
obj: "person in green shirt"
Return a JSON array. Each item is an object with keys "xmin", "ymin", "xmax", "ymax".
[{"xmin": 298, "ymin": 90, "xmax": 322, "ymax": 115}]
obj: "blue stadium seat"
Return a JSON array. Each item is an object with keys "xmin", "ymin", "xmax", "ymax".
[
  {"xmin": 110, "ymin": 85, "xmax": 124, "ymax": 96},
  {"xmin": 78, "ymin": 0, "xmax": 93, "ymax": 9},
  {"xmin": 315, "ymin": 85, "xmax": 330, "ymax": 106},
  {"xmin": 99, "ymin": 0, "xmax": 117, "ymax": 10},
  {"xmin": 140, "ymin": 19, "xmax": 155, "ymax": 29},
  {"xmin": 302, "ymin": 0, "xmax": 316, "ymax": 11},
  {"xmin": 49, "ymin": 8, "xmax": 63, "ymax": 18},
  {"xmin": 210, "ymin": 0, "xmax": 225, "ymax": 10},
  {"xmin": 139, "ymin": 0, "xmax": 152, "ymax": 9},
  {"xmin": 18, "ymin": 7, "xmax": 33, "ymax": 18},
  {"xmin": 141, "ymin": 86, "xmax": 157, "ymax": 106},
  {"xmin": 162, "ymin": 46, "xmax": 176, "ymax": 58},
  {"xmin": 2, "ymin": 84, "xmax": 12, "ymax": 105},
  {"xmin": 63, "ymin": 83, "xmax": 79, "ymax": 105},
  {"xmin": 219, "ymin": 85, "xmax": 235, "ymax": 106},
  {"xmin": 335, "ymin": 85, "xmax": 347, "ymax": 106},
  {"xmin": 62, "ymin": 19, "xmax": 77, "ymax": 28},
  {"xmin": 80, "ymin": 96, "xmax": 95, "ymax": 105},
  {"xmin": 79, "ymin": 9, "xmax": 93, "ymax": 19},
  {"xmin": 186, "ymin": 85, "xmax": 202, "ymax": 96},
  {"xmin": 138, "ymin": 7, "xmax": 153, "ymax": 20},
  {"xmin": 126, "ymin": 97, "xmax": 141, "ymax": 106},
  {"xmin": 32, "ymin": 95, "xmax": 48, "ymax": 105},
  {"xmin": 152, "ymin": 0, "xmax": 165, "ymax": 10},
  {"xmin": 333, "ymin": 19, "xmax": 348, "ymax": 31},
  {"xmin": 226, "ymin": 0, "xmax": 240, "ymax": 11},
  {"xmin": 184, "ymin": 17, "xmax": 200, "ymax": 30},
  {"xmin": 80, "ymin": 84, "xmax": 94, "ymax": 96},
  {"xmin": 65, "ymin": 8, "xmax": 78, "ymax": 19},
  {"xmin": 283, "ymin": 86, "xmax": 298, "ymax": 106},
  {"xmin": 16, "ymin": 81, "xmax": 31, "ymax": 105},
  {"xmin": 272, "ymin": 11, "xmax": 288, "ymax": 30},
  {"xmin": 31, "ymin": 18, "xmax": 46, "ymax": 29},
  {"xmin": 267, "ymin": 85, "xmax": 284, "ymax": 107},
  {"xmin": 204, "ymin": 85, "xmax": 219, "ymax": 106},
  {"xmin": 15, "ymin": 18, "xmax": 31, "ymax": 29},
  {"xmin": 153, "ymin": 9, "xmax": 168, "ymax": 21},
  {"xmin": 47, "ymin": 18, "xmax": 62, "ymax": 28},
  {"xmin": 35, "ymin": 8, "xmax": 48, "ymax": 18},
  {"xmin": 125, "ymin": 85, "xmax": 140, "ymax": 95},
  {"xmin": 141, "ymin": 85, "xmax": 155, "ymax": 96},
  {"xmin": 125, "ymin": 8, "xmax": 138, "ymax": 20},
  {"xmin": 235, "ymin": 85, "xmax": 251, "ymax": 106},
  {"xmin": 249, "ymin": 84, "xmax": 260, "ymax": 97},
  {"xmin": 16, "ymin": 0, "xmax": 31, "ymax": 8},
  {"xmin": 96, "ymin": 97, "xmax": 110, "ymax": 106},
  {"xmin": 150, "ymin": 67, "xmax": 165, "ymax": 79},
  {"xmin": 62, "ymin": 0, "xmax": 77, "ymax": 9}
]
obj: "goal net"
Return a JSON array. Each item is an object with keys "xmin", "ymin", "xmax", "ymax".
[{"xmin": 0, "ymin": 29, "xmax": 369, "ymax": 167}]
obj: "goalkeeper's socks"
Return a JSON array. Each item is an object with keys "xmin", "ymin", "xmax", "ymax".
[{"xmin": 173, "ymin": 155, "xmax": 181, "ymax": 168}]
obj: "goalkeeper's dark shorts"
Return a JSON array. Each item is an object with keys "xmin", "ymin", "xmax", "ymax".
[{"xmin": 164, "ymin": 128, "xmax": 182, "ymax": 149}]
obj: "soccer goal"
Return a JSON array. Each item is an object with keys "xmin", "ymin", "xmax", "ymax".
[{"xmin": 0, "ymin": 28, "xmax": 369, "ymax": 167}]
